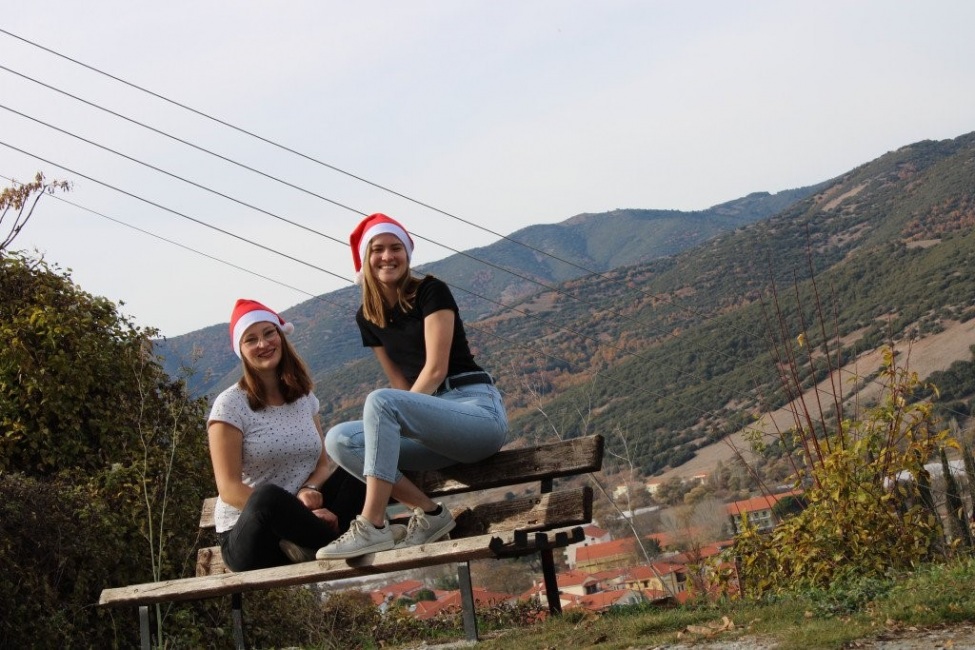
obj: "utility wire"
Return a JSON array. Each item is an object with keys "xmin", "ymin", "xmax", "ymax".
[
  {"xmin": 0, "ymin": 50, "xmax": 791, "ymax": 396},
  {"xmin": 0, "ymin": 29, "xmax": 764, "ymax": 341},
  {"xmin": 0, "ymin": 170, "xmax": 731, "ymax": 427},
  {"xmin": 0, "ymin": 102, "xmax": 354, "ymax": 246},
  {"xmin": 0, "ymin": 99, "xmax": 765, "ymax": 397},
  {"xmin": 4, "ymin": 32, "xmax": 941, "ymax": 422},
  {"xmin": 0, "ymin": 172, "xmax": 339, "ymax": 308},
  {"xmin": 0, "ymin": 63, "xmax": 365, "ymax": 218},
  {"xmin": 0, "ymin": 140, "xmax": 351, "ymax": 284}
]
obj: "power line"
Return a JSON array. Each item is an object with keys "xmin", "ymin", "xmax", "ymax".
[
  {"xmin": 0, "ymin": 140, "xmax": 352, "ymax": 284},
  {"xmin": 0, "ymin": 172, "xmax": 338, "ymax": 307},
  {"xmin": 7, "ymin": 31, "xmax": 942, "ymax": 427},
  {"xmin": 0, "ymin": 102, "xmax": 353, "ymax": 246},
  {"xmin": 0, "ymin": 171, "xmax": 736, "ymax": 428},
  {"xmin": 0, "ymin": 94, "xmax": 763, "ymax": 394},
  {"xmin": 0, "ymin": 63, "xmax": 365, "ymax": 218},
  {"xmin": 0, "ymin": 28, "xmax": 761, "ymax": 344}
]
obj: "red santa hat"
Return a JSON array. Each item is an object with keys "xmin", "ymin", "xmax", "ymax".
[
  {"xmin": 349, "ymin": 213, "xmax": 414, "ymax": 285},
  {"xmin": 229, "ymin": 298, "xmax": 294, "ymax": 358}
]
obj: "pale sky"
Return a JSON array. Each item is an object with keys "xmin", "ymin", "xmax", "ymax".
[{"xmin": 2, "ymin": 1, "xmax": 973, "ymax": 337}]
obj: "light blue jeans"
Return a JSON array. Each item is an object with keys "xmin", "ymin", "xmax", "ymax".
[{"xmin": 325, "ymin": 381, "xmax": 508, "ymax": 485}]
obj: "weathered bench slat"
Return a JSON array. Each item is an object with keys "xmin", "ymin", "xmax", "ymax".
[
  {"xmin": 103, "ymin": 528, "xmax": 577, "ymax": 607},
  {"xmin": 196, "ymin": 486, "xmax": 593, "ymax": 577},
  {"xmin": 409, "ymin": 435, "xmax": 603, "ymax": 496},
  {"xmin": 457, "ymin": 486, "xmax": 593, "ymax": 536}
]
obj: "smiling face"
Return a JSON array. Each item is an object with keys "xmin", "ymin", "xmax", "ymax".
[
  {"xmin": 238, "ymin": 321, "xmax": 282, "ymax": 373},
  {"xmin": 367, "ymin": 232, "xmax": 410, "ymax": 288}
]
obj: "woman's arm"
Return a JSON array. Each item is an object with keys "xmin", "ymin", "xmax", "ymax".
[
  {"xmin": 410, "ymin": 308, "xmax": 454, "ymax": 394},
  {"xmin": 207, "ymin": 420, "xmax": 252, "ymax": 510},
  {"xmin": 296, "ymin": 415, "xmax": 332, "ymax": 510},
  {"xmin": 372, "ymin": 345, "xmax": 412, "ymax": 390}
]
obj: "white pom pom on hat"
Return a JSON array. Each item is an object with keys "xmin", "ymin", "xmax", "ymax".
[
  {"xmin": 229, "ymin": 298, "xmax": 294, "ymax": 358},
  {"xmin": 349, "ymin": 213, "xmax": 414, "ymax": 285}
]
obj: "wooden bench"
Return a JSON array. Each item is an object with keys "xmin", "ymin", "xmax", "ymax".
[{"xmin": 100, "ymin": 434, "xmax": 604, "ymax": 649}]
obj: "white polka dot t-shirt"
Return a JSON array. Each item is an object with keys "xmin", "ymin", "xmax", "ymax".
[{"xmin": 208, "ymin": 384, "xmax": 322, "ymax": 533}]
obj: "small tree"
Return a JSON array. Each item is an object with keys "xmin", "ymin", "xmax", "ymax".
[{"xmin": 1, "ymin": 177, "xmax": 320, "ymax": 647}]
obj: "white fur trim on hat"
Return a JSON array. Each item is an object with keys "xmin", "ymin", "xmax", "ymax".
[{"xmin": 231, "ymin": 306, "xmax": 294, "ymax": 358}]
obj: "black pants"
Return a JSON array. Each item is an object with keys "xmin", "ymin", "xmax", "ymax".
[{"xmin": 218, "ymin": 467, "xmax": 366, "ymax": 571}]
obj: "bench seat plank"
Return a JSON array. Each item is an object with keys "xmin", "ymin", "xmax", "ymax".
[{"xmin": 103, "ymin": 528, "xmax": 581, "ymax": 608}]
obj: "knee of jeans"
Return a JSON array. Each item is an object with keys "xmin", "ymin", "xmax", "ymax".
[
  {"xmin": 364, "ymin": 388, "xmax": 397, "ymax": 415},
  {"xmin": 324, "ymin": 428, "xmax": 345, "ymax": 460},
  {"xmin": 248, "ymin": 483, "xmax": 286, "ymax": 511}
]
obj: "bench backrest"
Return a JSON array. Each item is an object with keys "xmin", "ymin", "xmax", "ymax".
[{"xmin": 199, "ymin": 435, "xmax": 604, "ymax": 530}]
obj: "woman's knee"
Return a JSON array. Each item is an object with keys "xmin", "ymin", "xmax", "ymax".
[
  {"xmin": 363, "ymin": 388, "xmax": 399, "ymax": 416},
  {"xmin": 247, "ymin": 483, "xmax": 289, "ymax": 513},
  {"xmin": 325, "ymin": 422, "xmax": 364, "ymax": 465}
]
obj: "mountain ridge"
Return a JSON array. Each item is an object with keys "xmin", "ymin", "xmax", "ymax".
[
  {"xmin": 159, "ymin": 184, "xmax": 824, "ymax": 397},
  {"xmin": 158, "ymin": 131, "xmax": 975, "ymax": 483}
]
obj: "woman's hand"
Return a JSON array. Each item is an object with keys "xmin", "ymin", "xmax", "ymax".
[
  {"xmin": 297, "ymin": 488, "xmax": 324, "ymax": 510},
  {"xmin": 312, "ymin": 508, "xmax": 339, "ymax": 531}
]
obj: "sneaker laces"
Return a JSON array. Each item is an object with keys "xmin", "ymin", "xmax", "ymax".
[
  {"xmin": 333, "ymin": 516, "xmax": 370, "ymax": 545},
  {"xmin": 407, "ymin": 509, "xmax": 431, "ymax": 534}
]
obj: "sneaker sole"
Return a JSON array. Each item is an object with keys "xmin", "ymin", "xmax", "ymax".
[{"xmin": 315, "ymin": 538, "xmax": 395, "ymax": 560}]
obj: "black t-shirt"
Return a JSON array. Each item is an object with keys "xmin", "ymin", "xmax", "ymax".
[{"xmin": 355, "ymin": 276, "xmax": 482, "ymax": 385}]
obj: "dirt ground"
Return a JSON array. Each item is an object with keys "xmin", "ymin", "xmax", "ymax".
[
  {"xmin": 658, "ymin": 621, "xmax": 975, "ymax": 649},
  {"xmin": 403, "ymin": 621, "xmax": 975, "ymax": 649}
]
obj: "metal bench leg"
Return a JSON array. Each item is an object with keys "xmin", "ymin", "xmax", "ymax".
[
  {"xmin": 457, "ymin": 561, "xmax": 479, "ymax": 641},
  {"xmin": 538, "ymin": 477, "xmax": 562, "ymax": 615},
  {"xmin": 232, "ymin": 593, "xmax": 246, "ymax": 649},
  {"xmin": 139, "ymin": 605, "xmax": 151, "ymax": 650},
  {"xmin": 541, "ymin": 547, "xmax": 562, "ymax": 615}
]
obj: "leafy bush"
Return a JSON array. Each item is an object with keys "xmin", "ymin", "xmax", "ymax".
[{"xmin": 735, "ymin": 349, "xmax": 948, "ymax": 596}]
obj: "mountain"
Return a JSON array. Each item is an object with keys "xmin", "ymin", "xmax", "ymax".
[
  {"xmin": 478, "ymin": 132, "xmax": 975, "ymax": 472},
  {"xmin": 311, "ymin": 131, "xmax": 975, "ymax": 477},
  {"xmin": 157, "ymin": 186, "xmax": 822, "ymax": 397},
  {"xmin": 158, "ymin": 130, "xmax": 975, "ymax": 482}
]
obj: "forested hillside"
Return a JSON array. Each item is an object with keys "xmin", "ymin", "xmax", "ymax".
[
  {"xmin": 159, "ymin": 131, "xmax": 975, "ymax": 482},
  {"xmin": 157, "ymin": 187, "xmax": 822, "ymax": 397},
  {"xmin": 312, "ymin": 132, "xmax": 975, "ymax": 477}
]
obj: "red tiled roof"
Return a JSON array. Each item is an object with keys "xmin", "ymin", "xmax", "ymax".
[
  {"xmin": 575, "ymin": 537, "xmax": 639, "ymax": 561},
  {"xmin": 369, "ymin": 578, "xmax": 427, "ymax": 605},
  {"xmin": 555, "ymin": 569, "xmax": 599, "ymax": 587},
  {"xmin": 726, "ymin": 490, "xmax": 802, "ymax": 516},
  {"xmin": 575, "ymin": 590, "xmax": 637, "ymax": 611},
  {"xmin": 582, "ymin": 524, "xmax": 609, "ymax": 538},
  {"xmin": 624, "ymin": 562, "xmax": 684, "ymax": 581}
]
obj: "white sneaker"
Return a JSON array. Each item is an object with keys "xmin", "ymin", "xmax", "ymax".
[
  {"xmin": 316, "ymin": 515, "xmax": 395, "ymax": 559},
  {"xmin": 396, "ymin": 504, "xmax": 456, "ymax": 548},
  {"xmin": 279, "ymin": 539, "xmax": 316, "ymax": 563},
  {"xmin": 390, "ymin": 523, "xmax": 408, "ymax": 544}
]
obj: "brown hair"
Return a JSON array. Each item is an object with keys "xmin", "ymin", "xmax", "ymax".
[
  {"xmin": 237, "ymin": 330, "xmax": 314, "ymax": 410},
  {"xmin": 360, "ymin": 253, "xmax": 422, "ymax": 328}
]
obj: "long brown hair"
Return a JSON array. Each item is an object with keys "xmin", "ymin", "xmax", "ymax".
[
  {"xmin": 237, "ymin": 330, "xmax": 313, "ymax": 410},
  {"xmin": 360, "ymin": 254, "xmax": 423, "ymax": 327}
]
